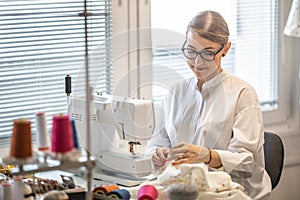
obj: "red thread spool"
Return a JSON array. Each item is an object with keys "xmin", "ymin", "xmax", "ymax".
[
  {"xmin": 10, "ymin": 119, "xmax": 32, "ymax": 159},
  {"xmin": 138, "ymin": 185, "xmax": 158, "ymax": 200},
  {"xmin": 51, "ymin": 114, "xmax": 74, "ymax": 153}
]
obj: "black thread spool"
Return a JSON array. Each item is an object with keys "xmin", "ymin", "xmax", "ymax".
[
  {"xmin": 65, "ymin": 75, "xmax": 72, "ymax": 96},
  {"xmin": 65, "ymin": 75, "xmax": 72, "ymax": 114}
]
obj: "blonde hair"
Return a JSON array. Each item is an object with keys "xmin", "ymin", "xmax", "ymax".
[{"xmin": 187, "ymin": 10, "xmax": 229, "ymax": 44}]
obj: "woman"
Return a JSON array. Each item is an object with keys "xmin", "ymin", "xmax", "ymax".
[{"xmin": 146, "ymin": 10, "xmax": 272, "ymax": 200}]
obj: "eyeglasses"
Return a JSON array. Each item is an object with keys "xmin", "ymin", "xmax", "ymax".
[{"xmin": 181, "ymin": 41, "xmax": 224, "ymax": 62}]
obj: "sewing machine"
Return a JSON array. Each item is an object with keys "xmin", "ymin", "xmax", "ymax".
[{"xmin": 70, "ymin": 93, "xmax": 155, "ymax": 186}]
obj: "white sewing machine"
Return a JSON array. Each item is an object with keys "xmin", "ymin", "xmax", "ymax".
[{"xmin": 70, "ymin": 93, "xmax": 155, "ymax": 186}]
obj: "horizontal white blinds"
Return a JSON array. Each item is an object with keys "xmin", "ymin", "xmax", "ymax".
[
  {"xmin": 235, "ymin": 0, "xmax": 278, "ymax": 108},
  {"xmin": 0, "ymin": 0, "xmax": 112, "ymax": 137}
]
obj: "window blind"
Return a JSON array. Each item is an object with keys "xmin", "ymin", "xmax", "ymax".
[
  {"xmin": 0, "ymin": 0, "xmax": 113, "ymax": 138},
  {"xmin": 151, "ymin": 0, "xmax": 278, "ymax": 111},
  {"xmin": 235, "ymin": 0, "xmax": 278, "ymax": 109}
]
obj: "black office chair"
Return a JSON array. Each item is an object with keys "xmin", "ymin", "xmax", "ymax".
[{"xmin": 263, "ymin": 131, "xmax": 284, "ymax": 190}]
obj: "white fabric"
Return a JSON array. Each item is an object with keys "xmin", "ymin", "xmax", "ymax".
[
  {"xmin": 158, "ymin": 163, "xmax": 233, "ymax": 192},
  {"xmin": 146, "ymin": 71, "xmax": 272, "ymax": 200},
  {"xmin": 127, "ymin": 163, "xmax": 251, "ymax": 200},
  {"xmin": 159, "ymin": 163, "xmax": 251, "ymax": 199}
]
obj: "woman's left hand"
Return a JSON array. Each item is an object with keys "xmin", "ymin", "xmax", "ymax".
[{"xmin": 168, "ymin": 142, "xmax": 209, "ymax": 166}]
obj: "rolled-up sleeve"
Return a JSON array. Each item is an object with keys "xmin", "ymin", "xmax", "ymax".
[{"xmin": 216, "ymin": 88, "xmax": 264, "ymax": 179}]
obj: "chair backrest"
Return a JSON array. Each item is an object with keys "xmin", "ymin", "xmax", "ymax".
[{"xmin": 264, "ymin": 131, "xmax": 284, "ymax": 190}]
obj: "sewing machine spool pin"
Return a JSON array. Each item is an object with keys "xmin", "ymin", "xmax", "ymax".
[{"xmin": 128, "ymin": 141, "xmax": 141, "ymax": 155}]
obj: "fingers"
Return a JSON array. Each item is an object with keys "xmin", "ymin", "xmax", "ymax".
[
  {"xmin": 152, "ymin": 147, "xmax": 169, "ymax": 170},
  {"xmin": 171, "ymin": 157, "xmax": 187, "ymax": 166},
  {"xmin": 156, "ymin": 148, "xmax": 168, "ymax": 161},
  {"xmin": 167, "ymin": 143, "xmax": 203, "ymax": 165},
  {"xmin": 153, "ymin": 144, "xmax": 207, "ymax": 169},
  {"xmin": 167, "ymin": 152, "xmax": 185, "ymax": 162},
  {"xmin": 167, "ymin": 142, "xmax": 189, "ymax": 161}
]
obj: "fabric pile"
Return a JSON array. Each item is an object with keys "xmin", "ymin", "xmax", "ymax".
[{"xmin": 128, "ymin": 163, "xmax": 252, "ymax": 200}]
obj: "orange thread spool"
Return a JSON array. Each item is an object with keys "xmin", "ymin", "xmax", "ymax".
[
  {"xmin": 92, "ymin": 185, "xmax": 120, "ymax": 196},
  {"xmin": 10, "ymin": 119, "xmax": 32, "ymax": 159}
]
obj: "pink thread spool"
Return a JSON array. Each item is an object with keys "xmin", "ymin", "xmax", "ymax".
[
  {"xmin": 138, "ymin": 185, "xmax": 158, "ymax": 200},
  {"xmin": 51, "ymin": 114, "xmax": 74, "ymax": 153}
]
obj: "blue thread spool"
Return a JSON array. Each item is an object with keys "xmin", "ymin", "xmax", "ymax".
[
  {"xmin": 107, "ymin": 189, "xmax": 130, "ymax": 200},
  {"xmin": 71, "ymin": 118, "xmax": 79, "ymax": 149}
]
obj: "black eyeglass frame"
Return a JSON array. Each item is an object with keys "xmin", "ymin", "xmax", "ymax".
[{"xmin": 181, "ymin": 40, "xmax": 225, "ymax": 62}]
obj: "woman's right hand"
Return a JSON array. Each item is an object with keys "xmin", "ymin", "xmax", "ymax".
[{"xmin": 152, "ymin": 147, "xmax": 169, "ymax": 170}]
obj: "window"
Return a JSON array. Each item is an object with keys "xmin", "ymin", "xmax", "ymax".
[
  {"xmin": 0, "ymin": 0, "xmax": 112, "ymax": 138},
  {"xmin": 151, "ymin": 0, "xmax": 285, "ymax": 125}
]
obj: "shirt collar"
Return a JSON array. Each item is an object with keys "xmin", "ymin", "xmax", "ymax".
[{"xmin": 192, "ymin": 71, "xmax": 228, "ymax": 95}]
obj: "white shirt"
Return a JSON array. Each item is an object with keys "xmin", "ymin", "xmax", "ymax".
[{"xmin": 146, "ymin": 71, "xmax": 272, "ymax": 200}]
